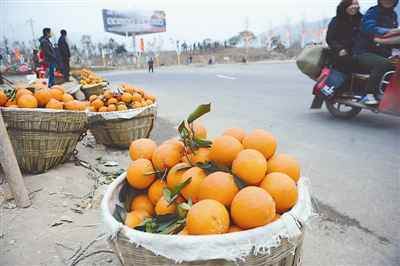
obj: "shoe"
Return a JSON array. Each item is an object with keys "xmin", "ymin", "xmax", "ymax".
[{"xmin": 359, "ymin": 94, "xmax": 378, "ymax": 105}]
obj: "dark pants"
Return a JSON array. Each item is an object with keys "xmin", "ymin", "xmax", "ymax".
[
  {"xmin": 48, "ymin": 63, "xmax": 56, "ymax": 87},
  {"xmin": 148, "ymin": 64, "xmax": 154, "ymax": 72},
  {"xmin": 61, "ymin": 57, "xmax": 70, "ymax": 81},
  {"xmin": 333, "ymin": 55, "xmax": 360, "ymax": 74},
  {"xmin": 354, "ymin": 53, "xmax": 395, "ymax": 94}
]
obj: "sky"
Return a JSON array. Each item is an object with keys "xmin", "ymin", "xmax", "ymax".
[{"xmin": 0, "ymin": 0, "xmax": 392, "ymax": 50}]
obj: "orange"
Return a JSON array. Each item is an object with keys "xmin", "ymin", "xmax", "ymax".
[
  {"xmin": 130, "ymin": 194, "xmax": 155, "ymax": 216},
  {"xmin": 121, "ymin": 92, "xmax": 133, "ymax": 103},
  {"xmin": 145, "ymin": 99, "xmax": 153, "ymax": 106},
  {"xmin": 232, "ymin": 149, "xmax": 268, "ymax": 185},
  {"xmin": 34, "ymin": 88, "xmax": 52, "ymax": 106},
  {"xmin": 51, "ymin": 85, "xmax": 65, "ymax": 94},
  {"xmin": 209, "ymin": 135, "xmax": 243, "ymax": 166},
  {"xmin": 259, "ymin": 173, "xmax": 298, "ymax": 213},
  {"xmin": 192, "ymin": 121, "xmax": 207, "ymax": 139},
  {"xmin": 186, "ymin": 199, "xmax": 230, "ymax": 235},
  {"xmin": 155, "ymin": 196, "xmax": 177, "ymax": 215},
  {"xmin": 107, "ymin": 97, "xmax": 118, "ymax": 105},
  {"xmin": 126, "ymin": 158, "xmax": 156, "ymax": 189},
  {"xmin": 223, "ymin": 127, "xmax": 246, "ymax": 142},
  {"xmin": 64, "ymin": 100, "xmax": 84, "ymax": 111},
  {"xmin": 0, "ymin": 90, "xmax": 7, "ymax": 106},
  {"xmin": 131, "ymin": 93, "xmax": 142, "ymax": 102},
  {"xmin": 133, "ymin": 101, "xmax": 143, "ymax": 108},
  {"xmin": 17, "ymin": 94, "xmax": 38, "ymax": 108},
  {"xmin": 6, "ymin": 104, "xmax": 19, "ymax": 108},
  {"xmin": 272, "ymin": 214, "xmax": 281, "ymax": 222},
  {"xmin": 91, "ymin": 98, "xmax": 104, "ymax": 109},
  {"xmin": 5, "ymin": 99, "xmax": 17, "ymax": 107},
  {"xmin": 197, "ymin": 172, "xmax": 239, "ymax": 207},
  {"xmin": 179, "ymin": 167, "xmax": 206, "ymax": 203},
  {"xmin": 136, "ymin": 87, "xmax": 145, "ymax": 95},
  {"xmin": 129, "ymin": 138, "xmax": 157, "ymax": 160},
  {"xmin": 124, "ymin": 86, "xmax": 135, "ymax": 94},
  {"xmin": 62, "ymin": 93, "xmax": 74, "ymax": 103},
  {"xmin": 108, "ymin": 104, "xmax": 117, "ymax": 111},
  {"xmin": 230, "ymin": 186, "xmax": 276, "ymax": 229},
  {"xmin": 88, "ymin": 106, "xmax": 97, "ymax": 112},
  {"xmin": 166, "ymin": 162, "xmax": 191, "ymax": 189},
  {"xmin": 98, "ymin": 106, "xmax": 108, "ymax": 112},
  {"xmin": 184, "ymin": 148, "xmax": 210, "ymax": 164},
  {"xmin": 16, "ymin": 88, "xmax": 33, "ymax": 100},
  {"xmin": 89, "ymin": 95, "xmax": 98, "ymax": 102},
  {"xmin": 267, "ymin": 154, "xmax": 301, "ymax": 182},
  {"xmin": 125, "ymin": 210, "xmax": 147, "ymax": 229},
  {"xmin": 152, "ymin": 144, "xmax": 182, "ymax": 171},
  {"xmin": 145, "ymin": 93, "xmax": 156, "ymax": 102},
  {"xmin": 103, "ymin": 90, "xmax": 113, "ymax": 99},
  {"xmin": 242, "ymin": 129, "xmax": 277, "ymax": 160},
  {"xmin": 162, "ymin": 138, "xmax": 185, "ymax": 153},
  {"xmin": 148, "ymin": 179, "xmax": 167, "ymax": 205},
  {"xmin": 46, "ymin": 99, "xmax": 64, "ymax": 109},
  {"xmin": 49, "ymin": 88, "xmax": 64, "ymax": 101},
  {"xmin": 117, "ymin": 103, "xmax": 128, "ymax": 111},
  {"xmin": 228, "ymin": 225, "xmax": 242, "ymax": 233}
]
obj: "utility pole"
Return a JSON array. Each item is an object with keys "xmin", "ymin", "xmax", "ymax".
[{"xmin": 26, "ymin": 18, "xmax": 37, "ymax": 48}]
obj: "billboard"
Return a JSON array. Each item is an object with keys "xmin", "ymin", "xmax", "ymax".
[{"xmin": 102, "ymin": 9, "xmax": 166, "ymax": 36}]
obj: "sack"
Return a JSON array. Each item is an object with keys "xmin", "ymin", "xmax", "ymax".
[
  {"xmin": 379, "ymin": 64, "xmax": 400, "ymax": 116},
  {"xmin": 296, "ymin": 44, "xmax": 328, "ymax": 80},
  {"xmin": 313, "ymin": 67, "xmax": 346, "ymax": 98}
]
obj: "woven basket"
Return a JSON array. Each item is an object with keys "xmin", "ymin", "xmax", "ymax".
[
  {"xmin": 108, "ymin": 232, "xmax": 304, "ymax": 266},
  {"xmin": 88, "ymin": 106, "xmax": 157, "ymax": 149},
  {"xmin": 102, "ymin": 173, "xmax": 313, "ymax": 266},
  {"xmin": 1, "ymin": 108, "xmax": 88, "ymax": 174},
  {"xmin": 81, "ymin": 84, "xmax": 106, "ymax": 99}
]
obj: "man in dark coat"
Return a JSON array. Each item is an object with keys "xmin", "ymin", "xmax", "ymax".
[
  {"xmin": 353, "ymin": 0, "xmax": 399, "ymax": 104},
  {"xmin": 39, "ymin": 27, "xmax": 57, "ymax": 87},
  {"xmin": 326, "ymin": 0, "xmax": 363, "ymax": 74},
  {"xmin": 58, "ymin": 29, "xmax": 71, "ymax": 82}
]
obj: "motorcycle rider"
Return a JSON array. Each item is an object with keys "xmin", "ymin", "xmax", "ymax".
[
  {"xmin": 326, "ymin": 0, "xmax": 363, "ymax": 75},
  {"xmin": 353, "ymin": 0, "xmax": 399, "ymax": 105}
]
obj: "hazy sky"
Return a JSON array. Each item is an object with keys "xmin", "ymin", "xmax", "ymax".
[{"xmin": 0, "ymin": 0, "xmax": 390, "ymax": 50}]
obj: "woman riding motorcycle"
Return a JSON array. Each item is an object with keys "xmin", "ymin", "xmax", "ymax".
[
  {"xmin": 326, "ymin": 0, "xmax": 363, "ymax": 74},
  {"xmin": 353, "ymin": 0, "xmax": 399, "ymax": 105}
]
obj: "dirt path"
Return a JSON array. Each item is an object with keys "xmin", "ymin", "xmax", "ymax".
[{"xmin": 0, "ymin": 117, "xmax": 177, "ymax": 266}]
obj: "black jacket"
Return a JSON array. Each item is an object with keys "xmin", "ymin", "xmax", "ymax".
[
  {"xmin": 58, "ymin": 35, "xmax": 70, "ymax": 59},
  {"xmin": 326, "ymin": 3, "xmax": 363, "ymax": 56},
  {"xmin": 353, "ymin": 0, "xmax": 399, "ymax": 57},
  {"xmin": 39, "ymin": 36, "xmax": 57, "ymax": 64}
]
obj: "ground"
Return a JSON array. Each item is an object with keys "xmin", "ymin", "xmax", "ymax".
[{"xmin": 1, "ymin": 61, "xmax": 399, "ymax": 266}]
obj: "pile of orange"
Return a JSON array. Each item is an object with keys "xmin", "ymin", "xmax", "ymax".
[
  {"xmin": 0, "ymin": 85, "xmax": 87, "ymax": 111},
  {"xmin": 88, "ymin": 84, "xmax": 156, "ymax": 112},
  {"xmin": 123, "ymin": 121, "xmax": 301, "ymax": 236},
  {"xmin": 79, "ymin": 69, "xmax": 105, "ymax": 86}
]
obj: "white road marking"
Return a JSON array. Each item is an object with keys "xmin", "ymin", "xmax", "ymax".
[{"xmin": 216, "ymin": 74, "xmax": 237, "ymax": 80}]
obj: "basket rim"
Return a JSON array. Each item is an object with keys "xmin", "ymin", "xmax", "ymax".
[
  {"xmin": 102, "ymin": 173, "xmax": 314, "ymax": 241},
  {"xmin": 0, "ymin": 106, "xmax": 88, "ymax": 114}
]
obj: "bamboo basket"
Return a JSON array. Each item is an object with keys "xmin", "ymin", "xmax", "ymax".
[
  {"xmin": 88, "ymin": 105, "xmax": 157, "ymax": 149},
  {"xmin": 81, "ymin": 83, "xmax": 107, "ymax": 99},
  {"xmin": 0, "ymin": 108, "xmax": 88, "ymax": 174},
  {"xmin": 102, "ymin": 173, "xmax": 314, "ymax": 266}
]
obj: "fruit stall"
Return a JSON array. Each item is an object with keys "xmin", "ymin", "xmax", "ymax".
[
  {"xmin": 101, "ymin": 104, "xmax": 314, "ymax": 266},
  {"xmin": 0, "ymin": 76, "xmax": 158, "ymax": 173}
]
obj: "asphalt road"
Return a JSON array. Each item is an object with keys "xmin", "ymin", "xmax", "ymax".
[{"xmin": 101, "ymin": 62, "xmax": 400, "ymax": 266}]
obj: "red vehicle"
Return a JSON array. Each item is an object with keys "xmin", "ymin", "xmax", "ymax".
[{"xmin": 310, "ymin": 59, "xmax": 399, "ymax": 119}]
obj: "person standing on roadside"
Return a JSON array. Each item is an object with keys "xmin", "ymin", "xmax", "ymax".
[
  {"xmin": 39, "ymin": 28, "xmax": 57, "ymax": 87},
  {"xmin": 148, "ymin": 57, "xmax": 154, "ymax": 73},
  {"xmin": 58, "ymin": 29, "xmax": 71, "ymax": 82}
]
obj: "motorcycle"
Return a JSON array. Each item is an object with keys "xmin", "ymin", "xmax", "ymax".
[{"xmin": 310, "ymin": 58, "xmax": 400, "ymax": 119}]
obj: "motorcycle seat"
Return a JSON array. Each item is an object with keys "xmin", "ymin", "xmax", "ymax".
[{"xmin": 352, "ymin": 73, "xmax": 370, "ymax": 80}]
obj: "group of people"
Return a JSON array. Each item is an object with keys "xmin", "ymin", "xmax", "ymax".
[
  {"xmin": 326, "ymin": 0, "xmax": 399, "ymax": 104},
  {"xmin": 38, "ymin": 27, "xmax": 71, "ymax": 87}
]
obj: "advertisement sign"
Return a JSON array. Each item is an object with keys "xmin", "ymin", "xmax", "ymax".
[{"xmin": 102, "ymin": 9, "xmax": 166, "ymax": 36}]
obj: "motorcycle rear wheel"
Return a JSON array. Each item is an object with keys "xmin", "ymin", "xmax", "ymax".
[{"xmin": 325, "ymin": 99, "xmax": 362, "ymax": 119}]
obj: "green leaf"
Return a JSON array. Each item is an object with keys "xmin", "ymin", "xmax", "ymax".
[
  {"xmin": 163, "ymin": 188, "xmax": 172, "ymax": 202},
  {"xmin": 192, "ymin": 139, "xmax": 213, "ymax": 148},
  {"xmin": 178, "ymin": 121, "xmax": 191, "ymax": 139},
  {"xmin": 167, "ymin": 177, "xmax": 192, "ymax": 204},
  {"xmin": 233, "ymin": 174, "xmax": 247, "ymax": 190},
  {"xmin": 187, "ymin": 103, "xmax": 211, "ymax": 123}
]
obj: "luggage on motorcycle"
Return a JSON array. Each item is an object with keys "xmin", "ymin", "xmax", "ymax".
[
  {"xmin": 379, "ymin": 64, "xmax": 400, "ymax": 116},
  {"xmin": 313, "ymin": 67, "xmax": 346, "ymax": 98},
  {"xmin": 296, "ymin": 44, "xmax": 329, "ymax": 80}
]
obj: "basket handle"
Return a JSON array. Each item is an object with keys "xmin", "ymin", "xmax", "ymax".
[{"xmin": 145, "ymin": 114, "xmax": 156, "ymax": 138}]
